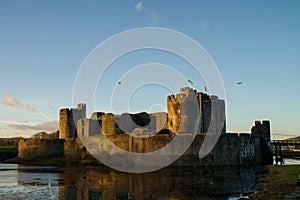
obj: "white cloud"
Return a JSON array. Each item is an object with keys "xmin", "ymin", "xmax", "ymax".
[
  {"xmin": 2, "ymin": 95, "xmax": 52, "ymax": 121},
  {"xmin": 3, "ymin": 95, "xmax": 36, "ymax": 112},
  {"xmin": 135, "ymin": 1, "xmax": 144, "ymax": 12},
  {"xmin": 149, "ymin": 12, "xmax": 159, "ymax": 25},
  {"xmin": 9, "ymin": 120, "xmax": 58, "ymax": 133},
  {"xmin": 135, "ymin": 1, "xmax": 160, "ymax": 25},
  {"xmin": 0, "ymin": 128, "xmax": 33, "ymax": 138},
  {"xmin": 0, "ymin": 120, "xmax": 31, "ymax": 125}
]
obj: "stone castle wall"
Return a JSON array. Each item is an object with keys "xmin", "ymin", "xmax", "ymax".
[
  {"xmin": 167, "ymin": 87, "xmax": 226, "ymax": 134},
  {"xmin": 18, "ymin": 138, "xmax": 64, "ymax": 158},
  {"xmin": 101, "ymin": 113, "xmax": 116, "ymax": 136},
  {"xmin": 59, "ymin": 103, "xmax": 86, "ymax": 139},
  {"xmin": 167, "ymin": 95, "xmax": 180, "ymax": 133},
  {"xmin": 18, "ymin": 89, "xmax": 272, "ymax": 166},
  {"xmin": 83, "ymin": 133, "xmax": 261, "ymax": 166},
  {"xmin": 251, "ymin": 120, "xmax": 272, "ymax": 165},
  {"xmin": 63, "ymin": 138, "xmax": 83, "ymax": 160},
  {"xmin": 251, "ymin": 120, "xmax": 271, "ymax": 141},
  {"xmin": 61, "ymin": 88, "xmax": 226, "ymax": 140},
  {"xmin": 77, "ymin": 119, "xmax": 102, "ymax": 138}
]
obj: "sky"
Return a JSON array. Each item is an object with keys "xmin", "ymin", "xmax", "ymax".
[{"xmin": 0, "ymin": 1, "xmax": 299, "ymax": 140}]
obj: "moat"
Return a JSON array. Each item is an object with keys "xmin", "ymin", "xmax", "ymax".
[{"xmin": 0, "ymin": 163, "xmax": 267, "ymax": 200}]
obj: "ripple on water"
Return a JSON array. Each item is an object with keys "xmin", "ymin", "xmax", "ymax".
[{"xmin": 0, "ymin": 185, "xmax": 58, "ymax": 200}]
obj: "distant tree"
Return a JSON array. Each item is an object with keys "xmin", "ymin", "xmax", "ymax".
[
  {"xmin": 0, "ymin": 138, "xmax": 18, "ymax": 146},
  {"xmin": 0, "ymin": 139, "xmax": 6, "ymax": 146},
  {"xmin": 31, "ymin": 131, "xmax": 59, "ymax": 139}
]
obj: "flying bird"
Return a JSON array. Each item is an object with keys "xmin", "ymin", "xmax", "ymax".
[
  {"xmin": 187, "ymin": 80, "xmax": 193, "ymax": 84},
  {"xmin": 118, "ymin": 81, "xmax": 121, "ymax": 85},
  {"xmin": 237, "ymin": 82, "xmax": 243, "ymax": 85}
]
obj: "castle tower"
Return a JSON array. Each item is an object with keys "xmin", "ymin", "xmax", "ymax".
[
  {"xmin": 76, "ymin": 103, "xmax": 86, "ymax": 120},
  {"xmin": 167, "ymin": 87, "xmax": 200, "ymax": 134},
  {"xmin": 59, "ymin": 103, "xmax": 86, "ymax": 139},
  {"xmin": 167, "ymin": 94, "xmax": 180, "ymax": 133},
  {"xmin": 167, "ymin": 87, "xmax": 226, "ymax": 134},
  {"xmin": 201, "ymin": 93, "xmax": 211, "ymax": 133},
  {"xmin": 251, "ymin": 120, "xmax": 271, "ymax": 142},
  {"xmin": 59, "ymin": 108, "xmax": 71, "ymax": 139}
]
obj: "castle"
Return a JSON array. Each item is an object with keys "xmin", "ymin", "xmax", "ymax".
[
  {"xmin": 18, "ymin": 87, "xmax": 273, "ymax": 166},
  {"xmin": 59, "ymin": 87, "xmax": 226, "ymax": 139}
]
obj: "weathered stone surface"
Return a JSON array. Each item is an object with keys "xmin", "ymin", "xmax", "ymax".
[
  {"xmin": 59, "ymin": 103, "xmax": 86, "ymax": 139},
  {"xmin": 251, "ymin": 120, "xmax": 273, "ymax": 165},
  {"xmin": 18, "ymin": 138, "xmax": 64, "ymax": 158},
  {"xmin": 64, "ymin": 138, "xmax": 83, "ymax": 160},
  {"xmin": 90, "ymin": 112, "xmax": 105, "ymax": 120},
  {"xmin": 77, "ymin": 119, "xmax": 102, "ymax": 137},
  {"xmin": 101, "ymin": 113, "xmax": 116, "ymax": 136},
  {"xmin": 18, "ymin": 88, "xmax": 272, "ymax": 166},
  {"xmin": 151, "ymin": 112, "xmax": 168, "ymax": 131},
  {"xmin": 82, "ymin": 133, "xmax": 261, "ymax": 166},
  {"xmin": 167, "ymin": 87, "xmax": 226, "ymax": 134},
  {"xmin": 251, "ymin": 120, "xmax": 271, "ymax": 142}
]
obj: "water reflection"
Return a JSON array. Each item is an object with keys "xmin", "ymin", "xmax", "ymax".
[
  {"xmin": 57, "ymin": 166, "xmax": 259, "ymax": 200},
  {"xmin": 0, "ymin": 163, "xmax": 265, "ymax": 200}
]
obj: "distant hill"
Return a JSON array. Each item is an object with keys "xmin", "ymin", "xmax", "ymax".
[
  {"xmin": 285, "ymin": 136, "xmax": 300, "ymax": 141},
  {"xmin": 0, "ymin": 137, "xmax": 20, "ymax": 140}
]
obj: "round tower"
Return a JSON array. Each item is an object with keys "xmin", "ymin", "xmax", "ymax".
[
  {"xmin": 59, "ymin": 108, "xmax": 70, "ymax": 139},
  {"xmin": 167, "ymin": 94, "xmax": 180, "ymax": 133}
]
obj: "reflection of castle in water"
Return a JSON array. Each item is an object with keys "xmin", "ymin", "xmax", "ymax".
[
  {"xmin": 18, "ymin": 87, "xmax": 273, "ymax": 167},
  {"xmin": 15, "ymin": 165, "xmax": 260, "ymax": 200},
  {"xmin": 57, "ymin": 166, "xmax": 259, "ymax": 200}
]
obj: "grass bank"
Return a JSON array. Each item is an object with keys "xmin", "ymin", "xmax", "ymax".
[
  {"xmin": 0, "ymin": 146, "xmax": 18, "ymax": 152},
  {"xmin": 250, "ymin": 165, "xmax": 300, "ymax": 200},
  {"xmin": 0, "ymin": 146, "xmax": 18, "ymax": 162}
]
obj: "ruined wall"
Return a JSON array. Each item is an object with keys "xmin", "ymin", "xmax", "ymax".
[
  {"xmin": 18, "ymin": 139, "xmax": 64, "ymax": 158},
  {"xmin": 212, "ymin": 134, "xmax": 255, "ymax": 165},
  {"xmin": 90, "ymin": 112, "xmax": 105, "ymax": 120},
  {"xmin": 251, "ymin": 120, "xmax": 272, "ymax": 165},
  {"xmin": 167, "ymin": 87, "xmax": 199, "ymax": 133},
  {"xmin": 167, "ymin": 95, "xmax": 180, "ymax": 133},
  {"xmin": 251, "ymin": 120, "xmax": 271, "ymax": 142},
  {"xmin": 151, "ymin": 112, "xmax": 168, "ymax": 132},
  {"xmin": 77, "ymin": 119, "xmax": 102, "ymax": 138},
  {"xmin": 101, "ymin": 113, "xmax": 116, "ymax": 136},
  {"xmin": 167, "ymin": 87, "xmax": 226, "ymax": 134},
  {"xmin": 83, "ymin": 133, "xmax": 260, "ymax": 166},
  {"xmin": 59, "ymin": 103, "xmax": 86, "ymax": 139},
  {"xmin": 218, "ymin": 99, "xmax": 226, "ymax": 133},
  {"xmin": 59, "ymin": 109, "xmax": 71, "ymax": 139},
  {"xmin": 64, "ymin": 138, "xmax": 83, "ymax": 160},
  {"xmin": 199, "ymin": 93, "xmax": 226, "ymax": 134},
  {"xmin": 172, "ymin": 133, "xmax": 256, "ymax": 166}
]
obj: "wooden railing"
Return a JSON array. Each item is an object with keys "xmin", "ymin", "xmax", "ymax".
[{"xmin": 271, "ymin": 140, "xmax": 300, "ymax": 145}]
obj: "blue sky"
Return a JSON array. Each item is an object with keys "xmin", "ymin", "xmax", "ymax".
[{"xmin": 0, "ymin": 1, "xmax": 299, "ymax": 139}]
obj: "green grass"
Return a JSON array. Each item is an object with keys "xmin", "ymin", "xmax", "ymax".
[
  {"xmin": 250, "ymin": 165, "xmax": 300, "ymax": 200},
  {"xmin": 0, "ymin": 146, "xmax": 18, "ymax": 152}
]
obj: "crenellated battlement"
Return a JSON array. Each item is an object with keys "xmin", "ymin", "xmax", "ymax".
[
  {"xmin": 167, "ymin": 94, "xmax": 177, "ymax": 103},
  {"xmin": 167, "ymin": 88, "xmax": 198, "ymax": 105},
  {"xmin": 60, "ymin": 108, "xmax": 70, "ymax": 114},
  {"xmin": 167, "ymin": 87, "xmax": 226, "ymax": 134},
  {"xmin": 19, "ymin": 87, "xmax": 275, "ymax": 166},
  {"xmin": 179, "ymin": 87, "xmax": 195, "ymax": 95},
  {"xmin": 251, "ymin": 120, "xmax": 271, "ymax": 142},
  {"xmin": 59, "ymin": 103, "xmax": 86, "ymax": 139}
]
